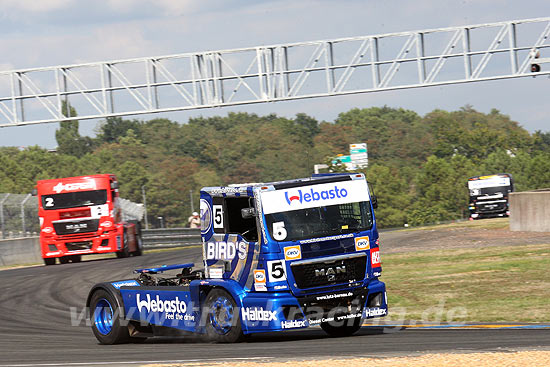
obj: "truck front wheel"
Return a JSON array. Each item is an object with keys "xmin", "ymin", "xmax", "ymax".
[
  {"xmin": 43, "ymin": 258, "xmax": 56, "ymax": 266},
  {"xmin": 204, "ymin": 289, "xmax": 243, "ymax": 343},
  {"xmin": 321, "ymin": 316, "xmax": 362, "ymax": 337},
  {"xmin": 89, "ymin": 289, "xmax": 130, "ymax": 344}
]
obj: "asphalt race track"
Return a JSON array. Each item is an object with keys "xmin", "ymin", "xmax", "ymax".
[{"xmin": 1, "ymin": 247, "xmax": 550, "ymax": 366}]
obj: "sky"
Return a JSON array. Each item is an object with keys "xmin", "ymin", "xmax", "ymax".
[{"xmin": 0, "ymin": 0, "xmax": 549, "ymax": 148}]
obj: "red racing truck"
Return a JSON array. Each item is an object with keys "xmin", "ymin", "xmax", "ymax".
[{"xmin": 35, "ymin": 174, "xmax": 144, "ymax": 265}]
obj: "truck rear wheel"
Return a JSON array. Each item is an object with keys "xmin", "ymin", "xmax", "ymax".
[
  {"xmin": 89, "ymin": 289, "xmax": 130, "ymax": 345},
  {"xmin": 59, "ymin": 256, "xmax": 70, "ymax": 264},
  {"xmin": 204, "ymin": 289, "xmax": 243, "ymax": 343},
  {"xmin": 116, "ymin": 231, "xmax": 130, "ymax": 258},
  {"xmin": 321, "ymin": 316, "xmax": 362, "ymax": 337},
  {"xmin": 131, "ymin": 223, "xmax": 143, "ymax": 257}
]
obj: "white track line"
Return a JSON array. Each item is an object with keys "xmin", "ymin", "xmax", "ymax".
[{"xmin": 0, "ymin": 357, "xmax": 273, "ymax": 367}]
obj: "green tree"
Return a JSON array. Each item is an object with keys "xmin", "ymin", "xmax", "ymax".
[
  {"xmin": 55, "ymin": 101, "xmax": 94, "ymax": 157},
  {"xmin": 96, "ymin": 117, "xmax": 143, "ymax": 144}
]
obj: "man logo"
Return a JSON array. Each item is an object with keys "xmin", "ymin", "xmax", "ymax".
[
  {"xmin": 315, "ymin": 266, "xmax": 346, "ymax": 282},
  {"xmin": 284, "ymin": 245, "xmax": 302, "ymax": 260},
  {"xmin": 355, "ymin": 236, "xmax": 370, "ymax": 251}
]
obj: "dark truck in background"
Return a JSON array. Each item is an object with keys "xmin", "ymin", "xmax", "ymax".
[{"xmin": 468, "ymin": 173, "xmax": 514, "ymax": 220}]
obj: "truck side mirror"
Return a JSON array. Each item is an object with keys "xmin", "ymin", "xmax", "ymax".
[
  {"xmin": 111, "ymin": 182, "xmax": 119, "ymax": 189},
  {"xmin": 241, "ymin": 207, "xmax": 257, "ymax": 219},
  {"xmin": 371, "ymin": 195, "xmax": 378, "ymax": 209},
  {"xmin": 31, "ymin": 188, "xmax": 37, "ymax": 196}
]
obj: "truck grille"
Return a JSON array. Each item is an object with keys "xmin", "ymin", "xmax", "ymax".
[
  {"xmin": 53, "ymin": 219, "xmax": 99, "ymax": 235},
  {"xmin": 290, "ymin": 253, "xmax": 367, "ymax": 289},
  {"xmin": 65, "ymin": 241, "xmax": 93, "ymax": 251},
  {"xmin": 477, "ymin": 201, "xmax": 507, "ymax": 213}
]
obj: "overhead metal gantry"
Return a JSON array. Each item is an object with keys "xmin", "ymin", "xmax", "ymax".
[{"xmin": 1, "ymin": 17, "xmax": 550, "ymax": 127}]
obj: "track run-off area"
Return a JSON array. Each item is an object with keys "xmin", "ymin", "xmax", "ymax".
[{"xmin": 1, "ymin": 221, "xmax": 550, "ymax": 366}]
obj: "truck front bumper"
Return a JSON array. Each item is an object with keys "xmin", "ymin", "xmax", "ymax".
[
  {"xmin": 241, "ymin": 279, "xmax": 387, "ymax": 333},
  {"xmin": 41, "ymin": 229, "xmax": 122, "ymax": 258}
]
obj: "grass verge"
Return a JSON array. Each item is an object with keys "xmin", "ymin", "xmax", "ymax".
[
  {"xmin": 401, "ymin": 217, "xmax": 510, "ymax": 232},
  {"xmin": 383, "ymin": 243, "xmax": 550, "ymax": 322}
]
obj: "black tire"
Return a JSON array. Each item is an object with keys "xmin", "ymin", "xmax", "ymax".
[
  {"xmin": 116, "ymin": 230, "xmax": 130, "ymax": 258},
  {"xmin": 204, "ymin": 289, "xmax": 243, "ymax": 343},
  {"xmin": 44, "ymin": 258, "xmax": 56, "ymax": 266},
  {"xmin": 321, "ymin": 316, "xmax": 362, "ymax": 337},
  {"xmin": 89, "ymin": 289, "xmax": 130, "ymax": 345},
  {"xmin": 131, "ymin": 223, "xmax": 143, "ymax": 257},
  {"xmin": 70, "ymin": 255, "xmax": 82, "ymax": 263},
  {"xmin": 132, "ymin": 234, "xmax": 143, "ymax": 256},
  {"xmin": 59, "ymin": 256, "xmax": 70, "ymax": 264}
]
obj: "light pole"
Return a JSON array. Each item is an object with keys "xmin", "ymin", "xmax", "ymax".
[{"xmin": 141, "ymin": 185, "xmax": 149, "ymax": 229}]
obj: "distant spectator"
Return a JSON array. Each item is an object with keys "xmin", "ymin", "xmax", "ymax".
[{"xmin": 188, "ymin": 212, "xmax": 200, "ymax": 228}]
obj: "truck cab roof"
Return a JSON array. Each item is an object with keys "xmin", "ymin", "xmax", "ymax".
[{"xmin": 202, "ymin": 173, "xmax": 365, "ymax": 197}]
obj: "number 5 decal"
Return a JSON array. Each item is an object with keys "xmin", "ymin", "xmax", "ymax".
[
  {"xmin": 213, "ymin": 205, "xmax": 223, "ymax": 229},
  {"xmin": 267, "ymin": 260, "xmax": 287, "ymax": 281},
  {"xmin": 272, "ymin": 221, "xmax": 287, "ymax": 241}
]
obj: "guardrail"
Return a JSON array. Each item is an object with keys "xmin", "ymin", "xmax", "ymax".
[{"xmin": 142, "ymin": 228, "xmax": 201, "ymax": 249}]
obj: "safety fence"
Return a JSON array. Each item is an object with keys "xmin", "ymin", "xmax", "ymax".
[
  {"xmin": 141, "ymin": 228, "xmax": 201, "ymax": 249},
  {"xmin": 0, "ymin": 193, "xmax": 38, "ymax": 239}
]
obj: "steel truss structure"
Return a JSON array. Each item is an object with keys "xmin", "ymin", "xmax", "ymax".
[{"xmin": 1, "ymin": 17, "xmax": 550, "ymax": 127}]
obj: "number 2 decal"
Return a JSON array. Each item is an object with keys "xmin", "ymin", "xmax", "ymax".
[
  {"xmin": 45, "ymin": 198, "xmax": 54, "ymax": 207},
  {"xmin": 213, "ymin": 205, "xmax": 223, "ymax": 229},
  {"xmin": 267, "ymin": 260, "xmax": 287, "ymax": 281}
]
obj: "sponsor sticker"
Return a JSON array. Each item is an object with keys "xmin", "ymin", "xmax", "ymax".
[
  {"xmin": 261, "ymin": 180, "xmax": 370, "ymax": 214},
  {"xmin": 209, "ymin": 267, "xmax": 224, "ymax": 279},
  {"xmin": 315, "ymin": 292, "xmax": 353, "ymax": 301},
  {"xmin": 354, "ymin": 236, "xmax": 370, "ymax": 251},
  {"xmin": 52, "ymin": 181, "xmax": 97, "ymax": 193},
  {"xmin": 111, "ymin": 280, "xmax": 140, "ymax": 289},
  {"xmin": 205, "ymin": 241, "xmax": 247, "ymax": 260},
  {"xmin": 254, "ymin": 269, "xmax": 266, "ymax": 284},
  {"xmin": 281, "ymin": 320, "xmax": 307, "ymax": 329},
  {"xmin": 371, "ymin": 249, "xmax": 381, "ymax": 268},
  {"xmin": 135, "ymin": 293, "xmax": 195, "ymax": 321},
  {"xmin": 200, "ymin": 199, "xmax": 212, "ymax": 234},
  {"xmin": 241, "ymin": 307, "xmax": 277, "ymax": 321},
  {"xmin": 254, "ymin": 270, "xmax": 267, "ymax": 291},
  {"xmin": 364, "ymin": 307, "xmax": 387, "ymax": 317},
  {"xmin": 284, "ymin": 245, "xmax": 302, "ymax": 261}
]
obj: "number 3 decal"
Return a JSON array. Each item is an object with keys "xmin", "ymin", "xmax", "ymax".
[{"xmin": 272, "ymin": 221, "xmax": 287, "ymax": 241}]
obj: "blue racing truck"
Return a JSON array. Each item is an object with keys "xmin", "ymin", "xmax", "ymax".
[{"xmin": 87, "ymin": 173, "xmax": 387, "ymax": 343}]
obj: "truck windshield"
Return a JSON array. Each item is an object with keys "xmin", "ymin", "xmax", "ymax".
[
  {"xmin": 469, "ymin": 186, "xmax": 510, "ymax": 197},
  {"xmin": 468, "ymin": 176, "xmax": 512, "ymax": 197},
  {"xmin": 41, "ymin": 190, "xmax": 108, "ymax": 210},
  {"xmin": 265, "ymin": 201, "xmax": 373, "ymax": 242}
]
